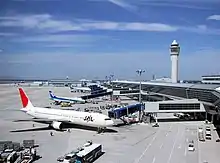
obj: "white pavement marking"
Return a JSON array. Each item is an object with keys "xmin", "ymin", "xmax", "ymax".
[
  {"xmin": 166, "ymin": 133, "xmax": 168, "ymax": 137},
  {"xmin": 178, "ymin": 127, "xmax": 185, "ymax": 149},
  {"xmin": 184, "ymin": 147, "xmax": 187, "ymax": 156},
  {"xmin": 160, "ymin": 143, "xmax": 163, "ymax": 149},
  {"xmin": 152, "ymin": 157, "xmax": 156, "ymax": 163},
  {"xmin": 133, "ymin": 131, "xmax": 159, "ymax": 163},
  {"xmin": 197, "ymin": 124, "xmax": 201, "ymax": 163},
  {"xmin": 169, "ymin": 124, "xmax": 172, "ymax": 130},
  {"xmin": 167, "ymin": 126, "xmax": 179, "ymax": 163}
]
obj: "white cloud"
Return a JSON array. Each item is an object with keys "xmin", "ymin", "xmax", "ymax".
[
  {"xmin": 92, "ymin": 0, "xmax": 216, "ymax": 10},
  {"xmin": 207, "ymin": 15, "xmax": 220, "ymax": 21},
  {"xmin": 0, "ymin": 33, "xmax": 18, "ymax": 36},
  {"xmin": 81, "ymin": 21, "xmax": 120, "ymax": 30},
  {"xmin": 179, "ymin": 25, "xmax": 220, "ymax": 35},
  {"xmin": 138, "ymin": 0, "xmax": 219, "ymax": 3},
  {"xmin": 108, "ymin": 0, "xmax": 137, "ymax": 11},
  {"xmin": 140, "ymin": 2, "xmax": 211, "ymax": 10},
  {"xmin": 123, "ymin": 23, "xmax": 177, "ymax": 32},
  {"xmin": 0, "ymin": 14, "xmax": 178, "ymax": 32},
  {"xmin": 0, "ymin": 14, "xmax": 220, "ymax": 34},
  {"xmin": 0, "ymin": 14, "xmax": 84, "ymax": 32},
  {"xmin": 12, "ymin": 34, "xmax": 97, "ymax": 43}
]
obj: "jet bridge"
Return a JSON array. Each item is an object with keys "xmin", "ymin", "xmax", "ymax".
[{"xmin": 108, "ymin": 103, "xmax": 145, "ymax": 119}]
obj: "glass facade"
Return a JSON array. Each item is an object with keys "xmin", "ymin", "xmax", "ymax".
[
  {"xmin": 115, "ymin": 83, "xmax": 220, "ymax": 106},
  {"xmin": 120, "ymin": 90, "xmax": 139, "ymax": 94},
  {"xmin": 170, "ymin": 48, "xmax": 180, "ymax": 53},
  {"xmin": 203, "ymin": 78, "xmax": 220, "ymax": 81},
  {"xmin": 159, "ymin": 103, "xmax": 200, "ymax": 110}
]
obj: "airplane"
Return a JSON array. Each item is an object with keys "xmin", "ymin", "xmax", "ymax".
[
  {"xmin": 49, "ymin": 91, "xmax": 86, "ymax": 104},
  {"xmin": 16, "ymin": 88, "xmax": 114, "ymax": 132},
  {"xmin": 70, "ymin": 86, "xmax": 91, "ymax": 93}
]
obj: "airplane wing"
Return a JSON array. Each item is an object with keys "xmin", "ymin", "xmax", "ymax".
[{"xmin": 13, "ymin": 118, "xmax": 71, "ymax": 124}]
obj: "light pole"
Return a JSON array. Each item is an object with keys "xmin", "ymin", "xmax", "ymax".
[
  {"xmin": 109, "ymin": 75, "xmax": 114, "ymax": 103},
  {"xmin": 136, "ymin": 69, "xmax": 145, "ymax": 122},
  {"xmin": 136, "ymin": 69, "xmax": 145, "ymax": 103},
  {"xmin": 106, "ymin": 75, "xmax": 114, "ymax": 104}
]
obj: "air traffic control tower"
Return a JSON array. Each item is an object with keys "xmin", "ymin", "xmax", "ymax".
[{"xmin": 170, "ymin": 40, "xmax": 180, "ymax": 83}]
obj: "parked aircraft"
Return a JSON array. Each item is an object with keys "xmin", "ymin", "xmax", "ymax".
[
  {"xmin": 16, "ymin": 88, "xmax": 114, "ymax": 132},
  {"xmin": 49, "ymin": 91, "xmax": 86, "ymax": 104},
  {"xmin": 70, "ymin": 86, "xmax": 91, "ymax": 93}
]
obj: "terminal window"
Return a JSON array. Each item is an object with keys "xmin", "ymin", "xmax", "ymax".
[
  {"xmin": 159, "ymin": 103, "xmax": 200, "ymax": 110},
  {"xmin": 203, "ymin": 78, "xmax": 220, "ymax": 81}
]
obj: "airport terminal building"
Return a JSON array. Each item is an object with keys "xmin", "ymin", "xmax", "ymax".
[
  {"xmin": 111, "ymin": 80, "xmax": 220, "ymax": 122},
  {"xmin": 108, "ymin": 40, "xmax": 220, "ymax": 123}
]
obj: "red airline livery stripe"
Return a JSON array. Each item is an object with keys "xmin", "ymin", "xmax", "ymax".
[{"xmin": 19, "ymin": 88, "xmax": 28, "ymax": 108}]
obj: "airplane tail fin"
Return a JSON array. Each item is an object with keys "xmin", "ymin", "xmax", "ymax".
[
  {"xmin": 18, "ymin": 88, "xmax": 34, "ymax": 110},
  {"xmin": 49, "ymin": 91, "xmax": 56, "ymax": 99}
]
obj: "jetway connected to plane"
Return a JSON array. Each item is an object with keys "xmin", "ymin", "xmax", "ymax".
[{"xmin": 108, "ymin": 103, "xmax": 144, "ymax": 119}]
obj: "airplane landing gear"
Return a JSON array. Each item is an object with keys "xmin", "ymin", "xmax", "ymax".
[
  {"xmin": 97, "ymin": 127, "xmax": 106, "ymax": 134},
  {"xmin": 50, "ymin": 132, "xmax": 54, "ymax": 136}
]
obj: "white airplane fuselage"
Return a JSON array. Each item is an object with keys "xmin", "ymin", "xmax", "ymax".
[
  {"xmin": 24, "ymin": 107, "xmax": 113, "ymax": 128},
  {"xmin": 18, "ymin": 88, "xmax": 114, "ymax": 131},
  {"xmin": 51, "ymin": 97, "xmax": 86, "ymax": 104}
]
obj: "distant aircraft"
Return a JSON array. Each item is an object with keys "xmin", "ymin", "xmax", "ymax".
[
  {"xmin": 70, "ymin": 86, "xmax": 91, "ymax": 93},
  {"xmin": 49, "ymin": 91, "xmax": 86, "ymax": 104},
  {"xmin": 16, "ymin": 88, "xmax": 114, "ymax": 132}
]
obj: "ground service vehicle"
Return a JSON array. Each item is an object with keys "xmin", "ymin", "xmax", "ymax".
[
  {"xmin": 62, "ymin": 151, "xmax": 78, "ymax": 163},
  {"xmin": 6, "ymin": 151, "xmax": 18, "ymax": 163},
  {"xmin": 75, "ymin": 141, "xmax": 102, "ymax": 163},
  {"xmin": 198, "ymin": 127, "xmax": 205, "ymax": 141},
  {"xmin": 188, "ymin": 140, "xmax": 195, "ymax": 151}
]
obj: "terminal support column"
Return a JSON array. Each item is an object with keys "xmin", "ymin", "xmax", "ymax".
[
  {"xmin": 138, "ymin": 80, "xmax": 142, "ymax": 122},
  {"xmin": 211, "ymin": 114, "xmax": 214, "ymax": 124},
  {"xmin": 205, "ymin": 112, "xmax": 208, "ymax": 122}
]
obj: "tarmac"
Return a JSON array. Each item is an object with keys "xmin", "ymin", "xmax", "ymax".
[{"xmin": 0, "ymin": 84, "xmax": 220, "ymax": 163}]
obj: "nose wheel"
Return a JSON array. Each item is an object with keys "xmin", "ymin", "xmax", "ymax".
[{"xmin": 97, "ymin": 127, "xmax": 106, "ymax": 134}]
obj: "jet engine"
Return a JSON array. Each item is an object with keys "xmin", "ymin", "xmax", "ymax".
[{"xmin": 51, "ymin": 121, "xmax": 63, "ymax": 130}]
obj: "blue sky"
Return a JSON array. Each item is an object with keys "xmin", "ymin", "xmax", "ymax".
[{"xmin": 0, "ymin": 0, "xmax": 220, "ymax": 80}]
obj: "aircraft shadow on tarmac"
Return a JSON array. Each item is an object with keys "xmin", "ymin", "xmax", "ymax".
[
  {"xmin": 113, "ymin": 121, "xmax": 139, "ymax": 127},
  {"xmin": 10, "ymin": 123, "xmax": 118, "ymax": 133},
  {"xmin": 35, "ymin": 155, "xmax": 42, "ymax": 161}
]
